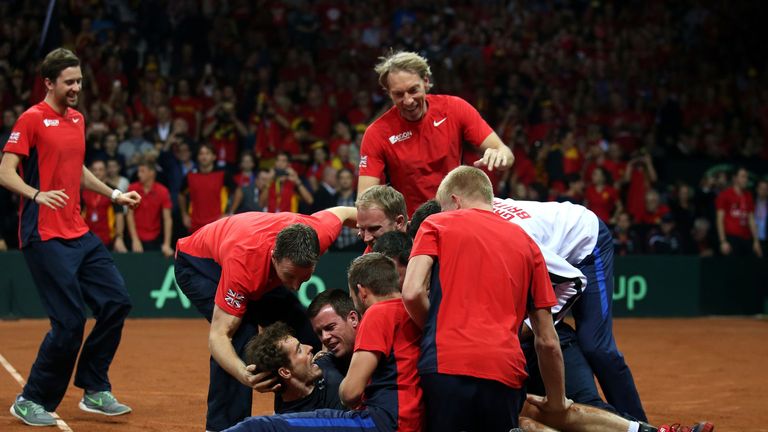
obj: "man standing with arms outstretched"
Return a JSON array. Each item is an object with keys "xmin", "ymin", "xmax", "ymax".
[
  {"xmin": 357, "ymin": 51, "xmax": 513, "ymax": 215},
  {"xmin": 0, "ymin": 48, "xmax": 141, "ymax": 427}
]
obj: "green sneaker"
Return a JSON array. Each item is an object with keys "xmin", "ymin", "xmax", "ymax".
[
  {"xmin": 78, "ymin": 391, "xmax": 132, "ymax": 416},
  {"xmin": 9, "ymin": 395, "xmax": 57, "ymax": 427}
]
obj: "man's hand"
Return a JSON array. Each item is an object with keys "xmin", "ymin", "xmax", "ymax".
[
  {"xmin": 182, "ymin": 213, "xmax": 192, "ymax": 229},
  {"xmin": 753, "ymin": 240, "xmax": 763, "ymax": 258},
  {"xmin": 161, "ymin": 243, "xmax": 174, "ymax": 258},
  {"xmin": 115, "ymin": 190, "xmax": 141, "ymax": 209},
  {"xmin": 131, "ymin": 240, "xmax": 144, "ymax": 253},
  {"xmin": 526, "ymin": 394, "xmax": 573, "ymax": 413},
  {"xmin": 473, "ymin": 148, "xmax": 511, "ymax": 172},
  {"xmin": 36, "ymin": 189, "xmax": 69, "ymax": 210},
  {"xmin": 245, "ymin": 365, "xmax": 282, "ymax": 393}
]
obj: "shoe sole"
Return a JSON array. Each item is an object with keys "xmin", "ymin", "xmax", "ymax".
[
  {"xmin": 9, "ymin": 405, "xmax": 56, "ymax": 427},
  {"xmin": 78, "ymin": 401, "xmax": 132, "ymax": 416}
]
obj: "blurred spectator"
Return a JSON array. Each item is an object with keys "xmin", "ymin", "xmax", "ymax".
[
  {"xmin": 311, "ymin": 166, "xmax": 338, "ymax": 212},
  {"xmin": 232, "ymin": 152, "xmax": 267, "ymax": 213},
  {"xmin": 305, "ymin": 144, "xmax": 333, "ymax": 192},
  {"xmin": 81, "ymin": 159, "xmax": 127, "ymax": 253},
  {"xmin": 262, "ymin": 151, "xmax": 313, "ymax": 213},
  {"xmin": 151, "ymin": 105, "xmax": 173, "ymax": 145},
  {"xmin": 623, "ymin": 152, "xmax": 658, "ymax": 223},
  {"xmin": 613, "ymin": 211, "xmax": 640, "ymax": 256},
  {"xmin": 556, "ymin": 173, "xmax": 585, "ymax": 205},
  {"xmin": 669, "ymin": 182, "xmax": 697, "ymax": 250},
  {"xmin": 635, "ymin": 189, "xmax": 670, "ymax": 225},
  {"xmin": 119, "ymin": 121, "xmax": 154, "ymax": 177},
  {"xmin": 179, "ymin": 143, "xmax": 235, "ymax": 233},
  {"xmin": 330, "ymin": 168, "xmax": 365, "ymax": 252},
  {"xmin": 169, "ymin": 78, "xmax": 203, "ymax": 140},
  {"xmin": 126, "ymin": 161, "xmax": 173, "ymax": 257},
  {"xmin": 203, "ymin": 100, "xmax": 247, "ymax": 170},
  {"xmin": 584, "ymin": 167, "xmax": 621, "ymax": 224},
  {"xmin": 646, "ymin": 213, "xmax": 683, "ymax": 254},
  {"xmin": 691, "ymin": 217, "xmax": 715, "ymax": 257},
  {"xmin": 716, "ymin": 167, "xmax": 762, "ymax": 257},
  {"xmin": 106, "ymin": 158, "xmax": 130, "ymax": 192},
  {"xmin": 1, "ymin": 109, "xmax": 15, "ymax": 145}
]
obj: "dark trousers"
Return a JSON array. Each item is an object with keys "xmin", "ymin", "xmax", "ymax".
[
  {"xmin": 174, "ymin": 252, "xmax": 321, "ymax": 432},
  {"xmin": 420, "ymin": 373, "xmax": 524, "ymax": 432},
  {"xmin": 21, "ymin": 232, "xmax": 132, "ymax": 412},
  {"xmin": 223, "ymin": 409, "xmax": 382, "ymax": 432},
  {"xmin": 523, "ymin": 322, "xmax": 618, "ymax": 415},
  {"xmin": 574, "ymin": 220, "xmax": 646, "ymax": 421}
]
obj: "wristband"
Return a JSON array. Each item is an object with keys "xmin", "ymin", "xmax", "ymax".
[
  {"xmin": 33, "ymin": 190, "xmax": 40, "ymax": 203},
  {"xmin": 111, "ymin": 189, "xmax": 122, "ymax": 202}
]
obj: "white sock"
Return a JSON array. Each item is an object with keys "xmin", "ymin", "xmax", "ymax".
[{"xmin": 628, "ymin": 422, "xmax": 640, "ymax": 432}]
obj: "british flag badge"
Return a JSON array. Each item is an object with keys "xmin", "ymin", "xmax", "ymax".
[{"xmin": 224, "ymin": 289, "xmax": 245, "ymax": 310}]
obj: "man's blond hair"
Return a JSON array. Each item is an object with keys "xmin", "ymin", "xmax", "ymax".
[
  {"xmin": 374, "ymin": 51, "xmax": 433, "ymax": 91},
  {"xmin": 436, "ymin": 166, "xmax": 493, "ymax": 207},
  {"xmin": 356, "ymin": 185, "xmax": 408, "ymax": 224}
]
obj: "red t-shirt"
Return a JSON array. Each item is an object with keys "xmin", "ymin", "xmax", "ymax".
[
  {"xmin": 410, "ymin": 208, "xmax": 556, "ymax": 388},
  {"xmin": 584, "ymin": 185, "xmax": 620, "ymax": 223},
  {"xmin": 82, "ymin": 189, "xmax": 117, "ymax": 245},
  {"xmin": 716, "ymin": 187, "xmax": 755, "ymax": 239},
  {"xmin": 169, "ymin": 95, "xmax": 203, "ymax": 133},
  {"xmin": 176, "ymin": 210, "xmax": 342, "ymax": 317},
  {"xmin": 4, "ymin": 101, "xmax": 89, "ymax": 246},
  {"xmin": 128, "ymin": 181, "xmax": 172, "ymax": 241},
  {"xmin": 359, "ymin": 94, "xmax": 493, "ymax": 216},
  {"xmin": 354, "ymin": 298, "xmax": 423, "ymax": 432},
  {"xmin": 181, "ymin": 170, "xmax": 234, "ymax": 232}
]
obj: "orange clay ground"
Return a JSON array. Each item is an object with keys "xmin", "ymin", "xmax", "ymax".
[{"xmin": 1, "ymin": 317, "xmax": 766, "ymax": 431}]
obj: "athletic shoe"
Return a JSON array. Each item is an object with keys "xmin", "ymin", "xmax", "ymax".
[
  {"xmin": 658, "ymin": 422, "xmax": 715, "ymax": 432},
  {"xmin": 9, "ymin": 394, "xmax": 56, "ymax": 427},
  {"xmin": 78, "ymin": 391, "xmax": 132, "ymax": 416}
]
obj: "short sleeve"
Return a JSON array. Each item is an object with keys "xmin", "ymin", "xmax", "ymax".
[
  {"xmin": 354, "ymin": 305, "xmax": 393, "ymax": 357},
  {"xmin": 453, "ymin": 97, "xmax": 494, "ymax": 148},
  {"xmin": 307, "ymin": 210, "xmax": 343, "ymax": 253},
  {"xmin": 3, "ymin": 111, "xmax": 37, "ymax": 156},
  {"xmin": 214, "ymin": 257, "xmax": 255, "ymax": 317},
  {"xmin": 358, "ymin": 127, "xmax": 386, "ymax": 179},
  {"xmin": 410, "ymin": 216, "xmax": 439, "ymax": 259}
]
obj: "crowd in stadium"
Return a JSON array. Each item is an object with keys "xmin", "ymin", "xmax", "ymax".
[{"xmin": 1, "ymin": 0, "xmax": 766, "ymax": 256}]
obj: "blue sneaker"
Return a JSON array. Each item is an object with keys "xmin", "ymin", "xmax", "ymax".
[
  {"xmin": 9, "ymin": 394, "xmax": 56, "ymax": 427},
  {"xmin": 78, "ymin": 391, "xmax": 132, "ymax": 416}
]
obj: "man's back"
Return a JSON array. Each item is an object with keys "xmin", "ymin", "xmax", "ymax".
[{"xmin": 411, "ymin": 208, "xmax": 555, "ymax": 389}]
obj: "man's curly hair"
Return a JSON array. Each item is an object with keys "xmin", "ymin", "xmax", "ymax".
[{"xmin": 244, "ymin": 322, "xmax": 294, "ymax": 374}]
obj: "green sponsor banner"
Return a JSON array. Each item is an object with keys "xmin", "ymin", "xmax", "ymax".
[{"xmin": 0, "ymin": 251, "xmax": 763, "ymax": 318}]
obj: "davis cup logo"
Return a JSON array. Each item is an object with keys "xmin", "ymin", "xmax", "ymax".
[{"xmin": 224, "ymin": 289, "xmax": 245, "ymax": 309}]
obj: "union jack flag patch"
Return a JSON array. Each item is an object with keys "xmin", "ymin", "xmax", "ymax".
[
  {"xmin": 359, "ymin": 155, "xmax": 368, "ymax": 168},
  {"xmin": 224, "ymin": 289, "xmax": 245, "ymax": 310}
]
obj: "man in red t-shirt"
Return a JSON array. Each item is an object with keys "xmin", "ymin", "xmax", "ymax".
[
  {"xmin": 174, "ymin": 206, "xmax": 356, "ymax": 431},
  {"xmin": 224, "ymin": 253, "xmax": 423, "ymax": 432},
  {"xmin": 716, "ymin": 167, "xmax": 763, "ymax": 257},
  {"xmin": 357, "ymin": 51, "xmax": 514, "ymax": 216},
  {"xmin": 0, "ymin": 48, "xmax": 140, "ymax": 426},
  {"xmin": 126, "ymin": 161, "xmax": 173, "ymax": 257},
  {"xmin": 179, "ymin": 143, "xmax": 236, "ymax": 233},
  {"xmin": 403, "ymin": 166, "xmax": 569, "ymax": 431}
]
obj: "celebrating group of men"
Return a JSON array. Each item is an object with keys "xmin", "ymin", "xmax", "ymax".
[{"xmin": 0, "ymin": 47, "xmax": 713, "ymax": 432}]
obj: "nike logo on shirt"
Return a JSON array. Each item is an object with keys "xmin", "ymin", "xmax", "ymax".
[{"xmin": 433, "ymin": 117, "xmax": 447, "ymax": 127}]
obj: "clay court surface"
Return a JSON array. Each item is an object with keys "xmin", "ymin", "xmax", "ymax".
[{"xmin": 0, "ymin": 317, "xmax": 766, "ymax": 431}]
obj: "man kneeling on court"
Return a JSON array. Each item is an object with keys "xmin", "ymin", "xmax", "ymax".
[{"xmin": 224, "ymin": 253, "xmax": 423, "ymax": 432}]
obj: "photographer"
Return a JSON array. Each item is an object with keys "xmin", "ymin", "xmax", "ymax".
[
  {"xmin": 203, "ymin": 100, "xmax": 248, "ymax": 172},
  {"xmin": 261, "ymin": 152, "xmax": 313, "ymax": 213}
]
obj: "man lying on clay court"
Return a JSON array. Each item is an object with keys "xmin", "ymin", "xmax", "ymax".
[{"xmin": 223, "ymin": 253, "xmax": 423, "ymax": 432}]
